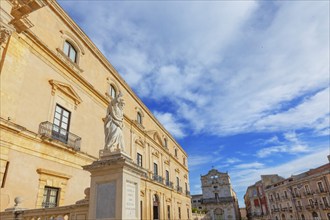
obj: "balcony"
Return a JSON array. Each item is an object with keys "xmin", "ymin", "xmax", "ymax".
[
  {"xmin": 165, "ymin": 180, "xmax": 173, "ymax": 189},
  {"xmin": 320, "ymin": 204, "xmax": 330, "ymax": 210},
  {"xmin": 39, "ymin": 121, "xmax": 81, "ymax": 151},
  {"xmin": 153, "ymin": 174, "xmax": 163, "ymax": 184},
  {"xmin": 201, "ymin": 197, "xmax": 235, "ymax": 204},
  {"xmin": 176, "ymin": 186, "xmax": 183, "ymax": 193},
  {"xmin": 271, "ymin": 208, "xmax": 280, "ymax": 213},
  {"xmin": 186, "ymin": 190, "xmax": 190, "ymax": 196}
]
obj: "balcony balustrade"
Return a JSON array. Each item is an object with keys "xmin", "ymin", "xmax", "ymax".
[
  {"xmin": 165, "ymin": 180, "xmax": 173, "ymax": 189},
  {"xmin": 201, "ymin": 197, "xmax": 235, "ymax": 204},
  {"xmin": 153, "ymin": 174, "xmax": 163, "ymax": 184},
  {"xmin": 176, "ymin": 186, "xmax": 183, "ymax": 193},
  {"xmin": 39, "ymin": 121, "xmax": 81, "ymax": 151}
]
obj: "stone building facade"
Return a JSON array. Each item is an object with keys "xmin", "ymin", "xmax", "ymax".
[
  {"xmin": 191, "ymin": 169, "xmax": 240, "ymax": 220},
  {"xmin": 244, "ymin": 175, "xmax": 285, "ymax": 220},
  {"xmin": 244, "ymin": 158, "xmax": 330, "ymax": 220},
  {"xmin": 0, "ymin": 1, "xmax": 191, "ymax": 219}
]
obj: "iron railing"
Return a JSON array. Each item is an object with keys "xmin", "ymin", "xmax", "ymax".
[
  {"xmin": 165, "ymin": 180, "xmax": 173, "ymax": 189},
  {"xmin": 39, "ymin": 121, "xmax": 81, "ymax": 151},
  {"xmin": 153, "ymin": 174, "xmax": 163, "ymax": 184}
]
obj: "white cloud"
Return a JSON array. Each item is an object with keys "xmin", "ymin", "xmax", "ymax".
[
  {"xmin": 225, "ymin": 157, "xmax": 242, "ymax": 164},
  {"xmin": 234, "ymin": 162, "xmax": 264, "ymax": 169},
  {"xmin": 153, "ymin": 111, "xmax": 185, "ymax": 139},
  {"xmin": 256, "ymin": 131, "xmax": 311, "ymax": 158},
  {"xmin": 59, "ymin": 1, "xmax": 329, "ymax": 137}
]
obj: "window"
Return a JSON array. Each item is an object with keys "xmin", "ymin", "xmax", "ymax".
[
  {"xmin": 165, "ymin": 170, "xmax": 170, "ymax": 186},
  {"xmin": 175, "ymin": 148, "xmax": 178, "ymax": 157},
  {"xmin": 284, "ymin": 191, "xmax": 288, "ymax": 198},
  {"xmin": 164, "ymin": 138, "xmax": 167, "ymax": 148},
  {"xmin": 167, "ymin": 205, "xmax": 171, "ymax": 220},
  {"xmin": 322, "ymin": 197, "xmax": 329, "ymax": 206},
  {"xmin": 42, "ymin": 186, "xmax": 59, "ymax": 208},
  {"xmin": 178, "ymin": 207, "xmax": 181, "ymax": 219},
  {"xmin": 305, "ymin": 185, "xmax": 310, "ymax": 194},
  {"xmin": 309, "ymin": 199, "xmax": 314, "ymax": 206},
  {"xmin": 297, "ymin": 200, "xmax": 301, "ymax": 206},
  {"xmin": 176, "ymin": 177, "xmax": 180, "ymax": 188},
  {"xmin": 52, "ymin": 104, "xmax": 71, "ymax": 143},
  {"xmin": 183, "ymin": 157, "xmax": 186, "ymax": 166},
  {"xmin": 215, "ymin": 193, "xmax": 219, "ymax": 199},
  {"xmin": 187, "ymin": 209, "xmax": 190, "ymax": 219},
  {"xmin": 137, "ymin": 112, "xmax": 142, "ymax": 125},
  {"xmin": 63, "ymin": 41, "xmax": 77, "ymax": 63},
  {"xmin": 140, "ymin": 201, "xmax": 143, "ymax": 220},
  {"xmin": 137, "ymin": 153, "xmax": 142, "ymax": 167},
  {"xmin": 318, "ymin": 182, "xmax": 324, "ymax": 192},
  {"xmin": 110, "ymin": 85, "xmax": 116, "ymax": 99},
  {"xmin": 153, "ymin": 163, "xmax": 158, "ymax": 176},
  {"xmin": 301, "ymin": 214, "xmax": 305, "ymax": 220}
]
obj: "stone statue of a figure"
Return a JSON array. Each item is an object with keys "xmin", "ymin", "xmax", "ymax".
[{"xmin": 104, "ymin": 92, "xmax": 125, "ymax": 151}]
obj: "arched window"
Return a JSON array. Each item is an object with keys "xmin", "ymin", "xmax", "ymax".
[
  {"xmin": 110, "ymin": 85, "xmax": 116, "ymax": 99},
  {"xmin": 63, "ymin": 41, "xmax": 77, "ymax": 63},
  {"xmin": 175, "ymin": 148, "xmax": 178, "ymax": 157},
  {"xmin": 137, "ymin": 112, "xmax": 142, "ymax": 124},
  {"xmin": 301, "ymin": 214, "xmax": 305, "ymax": 220}
]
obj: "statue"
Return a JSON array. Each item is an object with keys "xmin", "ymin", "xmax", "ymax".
[{"xmin": 104, "ymin": 92, "xmax": 125, "ymax": 152}]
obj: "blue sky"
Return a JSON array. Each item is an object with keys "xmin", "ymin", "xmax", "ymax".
[{"xmin": 58, "ymin": 1, "xmax": 329, "ymax": 207}]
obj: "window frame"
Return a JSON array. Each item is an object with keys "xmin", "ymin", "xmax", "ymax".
[
  {"xmin": 137, "ymin": 112, "xmax": 142, "ymax": 125},
  {"xmin": 52, "ymin": 104, "xmax": 71, "ymax": 143},
  {"xmin": 137, "ymin": 153, "xmax": 143, "ymax": 167},
  {"xmin": 42, "ymin": 186, "xmax": 60, "ymax": 208},
  {"xmin": 63, "ymin": 41, "xmax": 78, "ymax": 63},
  {"xmin": 110, "ymin": 84, "xmax": 117, "ymax": 99}
]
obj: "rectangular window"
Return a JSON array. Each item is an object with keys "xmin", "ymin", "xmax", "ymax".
[
  {"xmin": 165, "ymin": 170, "xmax": 170, "ymax": 186},
  {"xmin": 284, "ymin": 191, "xmax": 288, "ymax": 198},
  {"xmin": 153, "ymin": 163, "xmax": 158, "ymax": 176},
  {"xmin": 305, "ymin": 185, "xmax": 310, "ymax": 193},
  {"xmin": 322, "ymin": 197, "xmax": 329, "ymax": 206},
  {"xmin": 167, "ymin": 205, "xmax": 171, "ymax": 220},
  {"xmin": 178, "ymin": 207, "xmax": 181, "ymax": 219},
  {"xmin": 318, "ymin": 182, "xmax": 324, "ymax": 192},
  {"xmin": 52, "ymin": 104, "xmax": 71, "ymax": 143},
  {"xmin": 176, "ymin": 177, "xmax": 180, "ymax": 187},
  {"xmin": 137, "ymin": 153, "xmax": 142, "ymax": 167},
  {"xmin": 309, "ymin": 199, "xmax": 314, "ymax": 206},
  {"xmin": 297, "ymin": 200, "xmax": 301, "ymax": 206},
  {"xmin": 42, "ymin": 186, "xmax": 59, "ymax": 208}
]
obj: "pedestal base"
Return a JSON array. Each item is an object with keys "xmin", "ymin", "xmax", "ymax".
[{"xmin": 83, "ymin": 151, "xmax": 145, "ymax": 220}]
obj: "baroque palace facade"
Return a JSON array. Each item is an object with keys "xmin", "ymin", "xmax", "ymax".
[
  {"xmin": 191, "ymin": 169, "xmax": 240, "ymax": 220},
  {"xmin": 0, "ymin": 0, "xmax": 191, "ymax": 219},
  {"xmin": 244, "ymin": 157, "xmax": 330, "ymax": 220}
]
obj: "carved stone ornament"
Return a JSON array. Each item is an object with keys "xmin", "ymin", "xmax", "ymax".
[
  {"xmin": 0, "ymin": 26, "xmax": 13, "ymax": 45},
  {"xmin": 151, "ymin": 149, "xmax": 159, "ymax": 158}
]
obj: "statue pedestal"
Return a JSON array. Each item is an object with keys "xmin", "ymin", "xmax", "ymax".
[{"xmin": 84, "ymin": 150, "xmax": 145, "ymax": 220}]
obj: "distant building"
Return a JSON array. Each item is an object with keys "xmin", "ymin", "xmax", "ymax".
[
  {"xmin": 244, "ymin": 157, "xmax": 330, "ymax": 220},
  {"xmin": 191, "ymin": 169, "xmax": 240, "ymax": 220},
  {"xmin": 265, "ymin": 161, "xmax": 330, "ymax": 220},
  {"xmin": 244, "ymin": 175, "xmax": 284, "ymax": 220}
]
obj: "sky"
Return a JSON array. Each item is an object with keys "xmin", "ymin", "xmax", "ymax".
[{"xmin": 58, "ymin": 1, "xmax": 330, "ymax": 207}]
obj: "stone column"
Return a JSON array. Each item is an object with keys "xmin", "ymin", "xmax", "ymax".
[{"xmin": 84, "ymin": 151, "xmax": 146, "ymax": 220}]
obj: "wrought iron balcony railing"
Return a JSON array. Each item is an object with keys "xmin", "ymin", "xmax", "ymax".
[
  {"xmin": 153, "ymin": 174, "xmax": 163, "ymax": 184},
  {"xmin": 186, "ymin": 190, "xmax": 190, "ymax": 196},
  {"xmin": 176, "ymin": 186, "xmax": 183, "ymax": 193},
  {"xmin": 165, "ymin": 180, "xmax": 173, "ymax": 188},
  {"xmin": 39, "ymin": 121, "xmax": 81, "ymax": 151}
]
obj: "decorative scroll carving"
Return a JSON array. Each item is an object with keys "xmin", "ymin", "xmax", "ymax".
[{"xmin": 0, "ymin": 26, "xmax": 13, "ymax": 45}]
